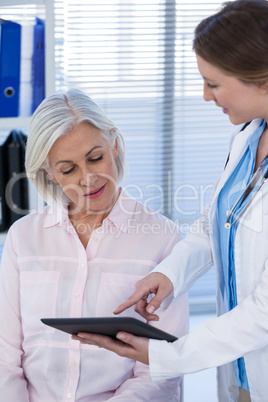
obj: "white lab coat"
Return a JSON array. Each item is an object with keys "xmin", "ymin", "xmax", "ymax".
[{"xmin": 149, "ymin": 118, "xmax": 268, "ymax": 402}]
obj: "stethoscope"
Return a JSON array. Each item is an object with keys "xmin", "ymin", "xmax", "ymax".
[{"xmin": 225, "ymin": 154, "xmax": 268, "ymax": 229}]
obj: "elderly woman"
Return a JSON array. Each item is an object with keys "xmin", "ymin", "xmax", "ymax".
[{"xmin": 0, "ymin": 89, "xmax": 188, "ymax": 401}]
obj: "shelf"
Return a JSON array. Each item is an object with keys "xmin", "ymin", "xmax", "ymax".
[
  {"xmin": 1, "ymin": 0, "xmax": 45, "ymax": 6},
  {"xmin": 0, "ymin": 117, "xmax": 31, "ymax": 130},
  {"xmin": 0, "ymin": 0, "xmax": 55, "ymax": 243},
  {"xmin": 0, "ymin": 0, "xmax": 55, "ymax": 99},
  {"xmin": 0, "ymin": 0, "xmax": 55, "ymax": 125}
]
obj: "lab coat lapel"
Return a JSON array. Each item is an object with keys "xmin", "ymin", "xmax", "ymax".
[{"xmin": 210, "ymin": 119, "xmax": 263, "ymax": 211}]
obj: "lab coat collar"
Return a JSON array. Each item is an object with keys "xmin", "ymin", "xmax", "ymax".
[{"xmin": 210, "ymin": 119, "xmax": 263, "ymax": 220}]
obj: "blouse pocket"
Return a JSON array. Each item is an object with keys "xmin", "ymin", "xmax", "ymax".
[
  {"xmin": 96, "ymin": 273, "xmax": 145, "ymax": 320},
  {"xmin": 20, "ymin": 271, "xmax": 60, "ymax": 337}
]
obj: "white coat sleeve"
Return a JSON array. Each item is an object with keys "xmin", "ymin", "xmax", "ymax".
[
  {"xmin": 0, "ymin": 229, "xmax": 30, "ymax": 401},
  {"xmin": 152, "ymin": 206, "xmax": 214, "ymax": 298},
  {"xmin": 149, "ymin": 258, "xmax": 268, "ymax": 381}
]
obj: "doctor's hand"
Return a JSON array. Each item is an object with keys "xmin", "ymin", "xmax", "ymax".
[
  {"xmin": 72, "ymin": 332, "xmax": 149, "ymax": 365},
  {"xmin": 113, "ymin": 272, "xmax": 174, "ymax": 321}
]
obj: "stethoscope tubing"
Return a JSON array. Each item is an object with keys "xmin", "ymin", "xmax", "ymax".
[{"xmin": 225, "ymin": 156, "xmax": 268, "ymax": 229}]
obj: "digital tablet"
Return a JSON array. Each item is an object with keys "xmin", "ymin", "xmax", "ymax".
[{"xmin": 41, "ymin": 317, "xmax": 178, "ymax": 342}]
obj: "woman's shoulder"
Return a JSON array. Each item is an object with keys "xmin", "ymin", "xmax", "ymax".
[
  {"xmin": 7, "ymin": 204, "xmax": 53, "ymax": 233},
  {"xmin": 120, "ymin": 190, "xmax": 174, "ymax": 223}
]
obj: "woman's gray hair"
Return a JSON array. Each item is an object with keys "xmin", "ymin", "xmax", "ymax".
[{"xmin": 25, "ymin": 88, "xmax": 125, "ymax": 206}]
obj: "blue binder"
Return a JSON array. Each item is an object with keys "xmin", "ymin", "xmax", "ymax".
[
  {"xmin": 32, "ymin": 17, "xmax": 45, "ymax": 113},
  {"xmin": 0, "ymin": 19, "xmax": 21, "ymax": 117}
]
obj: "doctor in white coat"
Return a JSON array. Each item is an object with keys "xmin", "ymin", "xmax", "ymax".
[{"xmin": 73, "ymin": 1, "xmax": 268, "ymax": 401}]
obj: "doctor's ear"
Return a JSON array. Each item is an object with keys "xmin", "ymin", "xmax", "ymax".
[{"xmin": 256, "ymin": 80, "xmax": 268, "ymax": 94}]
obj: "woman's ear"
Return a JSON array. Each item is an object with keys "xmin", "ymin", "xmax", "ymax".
[
  {"xmin": 113, "ymin": 138, "xmax": 119, "ymax": 159},
  {"xmin": 44, "ymin": 169, "xmax": 58, "ymax": 184}
]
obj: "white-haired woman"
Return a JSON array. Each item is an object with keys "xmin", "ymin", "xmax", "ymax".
[{"xmin": 0, "ymin": 89, "xmax": 188, "ymax": 401}]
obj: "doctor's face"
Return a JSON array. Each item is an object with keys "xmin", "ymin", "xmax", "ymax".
[
  {"xmin": 196, "ymin": 55, "xmax": 267, "ymax": 125},
  {"xmin": 47, "ymin": 123, "xmax": 119, "ymax": 217}
]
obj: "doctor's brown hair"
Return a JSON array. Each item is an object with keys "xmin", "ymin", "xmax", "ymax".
[{"xmin": 193, "ymin": 0, "xmax": 268, "ymax": 83}]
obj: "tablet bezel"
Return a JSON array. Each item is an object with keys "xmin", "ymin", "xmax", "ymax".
[{"xmin": 41, "ymin": 316, "xmax": 177, "ymax": 342}]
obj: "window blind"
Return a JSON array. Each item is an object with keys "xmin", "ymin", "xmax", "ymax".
[
  {"xmin": 54, "ymin": 0, "xmax": 234, "ymax": 312},
  {"xmin": 2, "ymin": 1, "xmax": 234, "ymax": 312}
]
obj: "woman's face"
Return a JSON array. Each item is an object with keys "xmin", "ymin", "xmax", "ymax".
[
  {"xmin": 196, "ymin": 54, "xmax": 267, "ymax": 125},
  {"xmin": 48, "ymin": 123, "xmax": 119, "ymax": 217}
]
